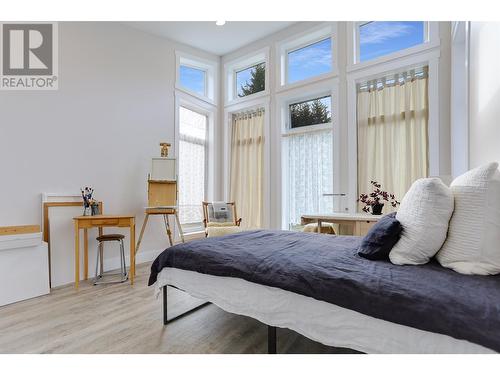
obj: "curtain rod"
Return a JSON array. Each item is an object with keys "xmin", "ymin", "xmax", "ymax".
[
  {"xmin": 233, "ymin": 107, "xmax": 265, "ymax": 120},
  {"xmin": 358, "ymin": 66, "xmax": 428, "ymax": 92}
]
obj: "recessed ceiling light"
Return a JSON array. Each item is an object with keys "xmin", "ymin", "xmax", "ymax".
[{"xmin": 215, "ymin": 21, "xmax": 226, "ymax": 26}]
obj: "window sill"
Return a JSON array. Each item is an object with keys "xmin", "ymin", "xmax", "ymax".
[
  {"xmin": 346, "ymin": 41, "xmax": 441, "ymax": 74},
  {"xmin": 275, "ymin": 71, "xmax": 338, "ymax": 94},
  {"xmin": 225, "ymin": 89, "xmax": 270, "ymax": 108},
  {"xmin": 282, "ymin": 122, "xmax": 332, "ymax": 137},
  {"xmin": 175, "ymin": 85, "xmax": 216, "ymax": 107}
]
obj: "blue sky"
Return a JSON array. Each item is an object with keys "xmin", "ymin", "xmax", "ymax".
[
  {"xmin": 236, "ymin": 67, "xmax": 253, "ymax": 96},
  {"xmin": 359, "ymin": 21, "xmax": 424, "ymax": 62},
  {"xmin": 236, "ymin": 63, "xmax": 265, "ymax": 97},
  {"xmin": 180, "ymin": 22, "xmax": 424, "ymax": 95},
  {"xmin": 288, "ymin": 38, "xmax": 332, "ymax": 83},
  {"xmin": 180, "ymin": 65, "xmax": 206, "ymax": 95}
]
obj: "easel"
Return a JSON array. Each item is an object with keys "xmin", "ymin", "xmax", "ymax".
[
  {"xmin": 135, "ymin": 206, "xmax": 184, "ymax": 255},
  {"xmin": 135, "ymin": 143, "xmax": 185, "ymax": 256}
]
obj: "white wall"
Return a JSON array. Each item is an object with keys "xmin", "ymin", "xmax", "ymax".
[
  {"xmin": 0, "ymin": 22, "xmax": 219, "ymax": 284},
  {"xmin": 468, "ymin": 22, "xmax": 500, "ymax": 168},
  {"xmin": 438, "ymin": 22, "xmax": 452, "ymax": 179},
  {"xmin": 450, "ymin": 22, "xmax": 470, "ymax": 177}
]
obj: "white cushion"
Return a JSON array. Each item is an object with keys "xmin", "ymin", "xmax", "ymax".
[
  {"xmin": 436, "ymin": 162, "xmax": 500, "ymax": 275},
  {"xmin": 206, "ymin": 226, "xmax": 242, "ymax": 237},
  {"xmin": 389, "ymin": 178, "xmax": 454, "ymax": 265}
]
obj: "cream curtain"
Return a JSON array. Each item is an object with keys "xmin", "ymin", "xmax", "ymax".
[
  {"xmin": 357, "ymin": 69, "xmax": 429, "ymax": 212},
  {"xmin": 230, "ymin": 109, "xmax": 264, "ymax": 229}
]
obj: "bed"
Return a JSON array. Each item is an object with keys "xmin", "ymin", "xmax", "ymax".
[{"xmin": 149, "ymin": 230, "xmax": 500, "ymax": 354}]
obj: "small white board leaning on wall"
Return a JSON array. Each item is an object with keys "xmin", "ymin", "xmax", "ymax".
[{"xmin": 0, "ymin": 227, "xmax": 50, "ymax": 306}]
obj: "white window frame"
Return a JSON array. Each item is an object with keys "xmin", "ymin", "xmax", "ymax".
[
  {"xmin": 224, "ymin": 47, "xmax": 269, "ymax": 106},
  {"xmin": 450, "ymin": 21, "xmax": 470, "ymax": 178},
  {"xmin": 222, "ymin": 96, "xmax": 271, "ymax": 229},
  {"xmin": 347, "ymin": 21, "xmax": 439, "ymax": 70},
  {"xmin": 176, "ymin": 51, "xmax": 218, "ymax": 105},
  {"xmin": 276, "ymin": 23, "xmax": 337, "ymax": 92},
  {"xmin": 174, "ymin": 90, "xmax": 218, "ymax": 234},
  {"xmin": 346, "ymin": 49, "xmax": 441, "ymax": 214},
  {"xmin": 276, "ymin": 78, "xmax": 340, "ymax": 230}
]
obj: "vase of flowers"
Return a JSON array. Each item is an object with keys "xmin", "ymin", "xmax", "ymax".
[{"xmin": 358, "ymin": 181, "xmax": 400, "ymax": 215}]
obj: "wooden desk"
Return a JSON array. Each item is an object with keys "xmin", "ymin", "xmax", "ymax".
[
  {"xmin": 73, "ymin": 215, "xmax": 135, "ymax": 289},
  {"xmin": 301, "ymin": 213, "xmax": 380, "ymax": 236}
]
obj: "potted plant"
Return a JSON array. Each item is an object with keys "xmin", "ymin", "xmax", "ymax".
[{"xmin": 358, "ymin": 181, "xmax": 400, "ymax": 215}]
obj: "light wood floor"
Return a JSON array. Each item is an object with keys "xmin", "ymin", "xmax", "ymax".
[{"xmin": 0, "ymin": 262, "xmax": 357, "ymax": 354}]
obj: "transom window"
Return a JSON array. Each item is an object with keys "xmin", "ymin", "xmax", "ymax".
[
  {"xmin": 179, "ymin": 65, "xmax": 206, "ymax": 96},
  {"xmin": 358, "ymin": 21, "xmax": 426, "ymax": 63},
  {"xmin": 289, "ymin": 95, "xmax": 332, "ymax": 128},
  {"xmin": 236, "ymin": 62, "xmax": 266, "ymax": 98},
  {"xmin": 287, "ymin": 37, "xmax": 332, "ymax": 84},
  {"xmin": 225, "ymin": 49, "xmax": 269, "ymax": 103}
]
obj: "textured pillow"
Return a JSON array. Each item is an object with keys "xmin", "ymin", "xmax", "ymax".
[
  {"xmin": 358, "ymin": 212, "xmax": 402, "ymax": 260},
  {"xmin": 207, "ymin": 226, "xmax": 242, "ymax": 237},
  {"xmin": 389, "ymin": 178, "xmax": 454, "ymax": 265},
  {"xmin": 436, "ymin": 162, "xmax": 500, "ymax": 275}
]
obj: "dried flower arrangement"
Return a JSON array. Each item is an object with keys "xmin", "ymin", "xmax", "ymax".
[{"xmin": 358, "ymin": 181, "xmax": 400, "ymax": 215}]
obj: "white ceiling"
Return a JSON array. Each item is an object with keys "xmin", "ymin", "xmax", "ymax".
[{"xmin": 125, "ymin": 21, "xmax": 296, "ymax": 56}]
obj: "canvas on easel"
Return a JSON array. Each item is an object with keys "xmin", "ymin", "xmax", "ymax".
[{"xmin": 151, "ymin": 158, "xmax": 176, "ymax": 181}]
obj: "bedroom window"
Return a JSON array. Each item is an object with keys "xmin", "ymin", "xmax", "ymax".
[
  {"xmin": 283, "ymin": 95, "xmax": 334, "ymax": 229},
  {"xmin": 236, "ymin": 62, "xmax": 266, "ymax": 98},
  {"xmin": 176, "ymin": 51, "xmax": 218, "ymax": 103},
  {"xmin": 225, "ymin": 48, "xmax": 269, "ymax": 104},
  {"xmin": 357, "ymin": 67, "xmax": 429, "ymax": 213},
  {"xmin": 178, "ymin": 106, "xmax": 208, "ymax": 233},
  {"xmin": 289, "ymin": 95, "xmax": 332, "ymax": 128},
  {"xmin": 357, "ymin": 21, "xmax": 426, "ymax": 63},
  {"xmin": 287, "ymin": 37, "xmax": 332, "ymax": 84},
  {"xmin": 179, "ymin": 65, "xmax": 207, "ymax": 96}
]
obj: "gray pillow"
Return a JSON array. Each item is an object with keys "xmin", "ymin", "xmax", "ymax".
[{"xmin": 358, "ymin": 212, "xmax": 402, "ymax": 261}]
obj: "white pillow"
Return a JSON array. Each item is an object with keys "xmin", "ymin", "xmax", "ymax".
[
  {"xmin": 207, "ymin": 226, "xmax": 242, "ymax": 237},
  {"xmin": 436, "ymin": 162, "xmax": 500, "ymax": 275},
  {"xmin": 389, "ymin": 178, "xmax": 454, "ymax": 265}
]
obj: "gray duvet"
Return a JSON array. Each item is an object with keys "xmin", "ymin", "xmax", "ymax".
[{"xmin": 149, "ymin": 230, "xmax": 500, "ymax": 352}]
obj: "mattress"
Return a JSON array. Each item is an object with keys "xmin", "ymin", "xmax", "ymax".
[
  {"xmin": 149, "ymin": 230, "xmax": 500, "ymax": 352},
  {"xmin": 155, "ymin": 267, "xmax": 493, "ymax": 354}
]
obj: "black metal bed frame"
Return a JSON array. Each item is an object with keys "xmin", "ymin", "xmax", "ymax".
[{"xmin": 162, "ymin": 286, "xmax": 278, "ymax": 354}]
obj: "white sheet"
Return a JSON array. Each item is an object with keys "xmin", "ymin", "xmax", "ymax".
[{"xmin": 155, "ymin": 267, "xmax": 494, "ymax": 354}]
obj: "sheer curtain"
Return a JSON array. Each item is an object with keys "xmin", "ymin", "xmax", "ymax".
[
  {"xmin": 230, "ymin": 109, "xmax": 264, "ymax": 229},
  {"xmin": 357, "ymin": 68, "xmax": 429, "ymax": 212},
  {"xmin": 178, "ymin": 107, "xmax": 207, "ymax": 231},
  {"xmin": 286, "ymin": 129, "xmax": 333, "ymax": 227}
]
